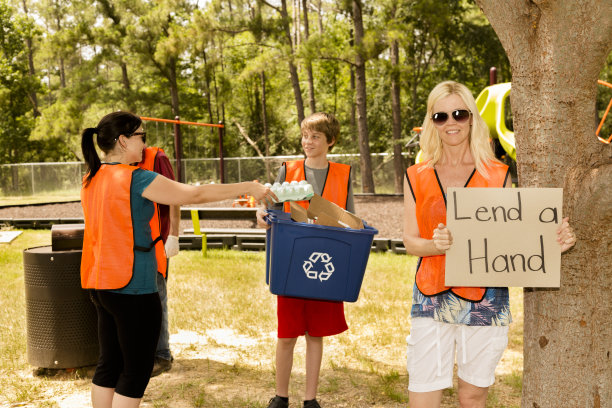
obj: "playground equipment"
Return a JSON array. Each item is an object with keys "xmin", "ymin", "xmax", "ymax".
[
  {"xmin": 475, "ymin": 82, "xmax": 515, "ymax": 161},
  {"xmin": 232, "ymin": 194, "xmax": 257, "ymax": 208},
  {"xmin": 596, "ymin": 80, "xmax": 612, "ymax": 144},
  {"xmin": 414, "ymin": 79, "xmax": 612, "ymax": 164},
  {"xmin": 140, "ymin": 116, "xmax": 225, "ymax": 183}
]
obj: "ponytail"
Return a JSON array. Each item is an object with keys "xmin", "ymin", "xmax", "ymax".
[
  {"xmin": 82, "ymin": 128, "xmax": 101, "ymax": 187},
  {"xmin": 80, "ymin": 111, "xmax": 142, "ymax": 187}
]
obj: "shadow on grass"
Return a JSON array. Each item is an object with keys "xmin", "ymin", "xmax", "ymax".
[{"xmin": 146, "ymin": 356, "xmax": 410, "ymax": 408}]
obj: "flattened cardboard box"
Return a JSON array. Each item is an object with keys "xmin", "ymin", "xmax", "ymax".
[{"xmin": 289, "ymin": 194, "xmax": 364, "ymax": 229}]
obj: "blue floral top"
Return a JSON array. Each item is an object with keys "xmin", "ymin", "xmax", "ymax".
[{"xmin": 411, "ymin": 283, "xmax": 512, "ymax": 326}]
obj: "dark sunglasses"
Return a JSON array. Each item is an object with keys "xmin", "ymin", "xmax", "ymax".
[
  {"xmin": 431, "ymin": 109, "xmax": 471, "ymax": 125},
  {"xmin": 129, "ymin": 131, "xmax": 147, "ymax": 144}
]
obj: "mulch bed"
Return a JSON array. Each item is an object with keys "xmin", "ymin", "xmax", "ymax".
[{"xmin": 0, "ymin": 195, "xmax": 404, "ymax": 239}]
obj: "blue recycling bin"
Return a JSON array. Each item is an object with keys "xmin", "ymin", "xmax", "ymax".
[{"xmin": 265, "ymin": 210, "xmax": 378, "ymax": 302}]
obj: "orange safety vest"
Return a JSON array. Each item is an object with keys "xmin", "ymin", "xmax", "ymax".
[
  {"xmin": 81, "ymin": 164, "xmax": 164, "ymax": 289},
  {"xmin": 406, "ymin": 160, "xmax": 510, "ymax": 302},
  {"xmin": 137, "ymin": 147, "xmax": 168, "ymax": 278},
  {"xmin": 282, "ymin": 160, "xmax": 351, "ymax": 211}
]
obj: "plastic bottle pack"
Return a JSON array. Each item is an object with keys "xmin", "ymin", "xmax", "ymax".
[{"xmin": 266, "ymin": 180, "xmax": 314, "ymax": 203}]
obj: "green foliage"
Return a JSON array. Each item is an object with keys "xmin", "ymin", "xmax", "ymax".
[
  {"xmin": 0, "ymin": 0, "xmax": 39, "ymax": 163},
  {"xmin": 3, "ymin": 0, "xmax": 513, "ymax": 169}
]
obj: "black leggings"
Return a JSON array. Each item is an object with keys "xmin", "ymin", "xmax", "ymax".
[{"xmin": 90, "ymin": 290, "xmax": 161, "ymax": 398}]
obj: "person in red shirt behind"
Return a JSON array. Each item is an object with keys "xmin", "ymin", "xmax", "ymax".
[
  {"xmin": 137, "ymin": 146, "xmax": 180, "ymax": 376},
  {"xmin": 257, "ymin": 112, "xmax": 355, "ymax": 408}
]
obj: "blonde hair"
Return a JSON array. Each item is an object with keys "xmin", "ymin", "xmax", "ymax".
[
  {"xmin": 300, "ymin": 112, "xmax": 340, "ymax": 151},
  {"xmin": 419, "ymin": 81, "xmax": 498, "ymax": 177}
]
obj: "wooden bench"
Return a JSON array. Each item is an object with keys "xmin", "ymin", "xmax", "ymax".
[
  {"xmin": 181, "ymin": 207, "xmax": 257, "ymax": 220},
  {"xmin": 389, "ymin": 239, "xmax": 406, "ymax": 254}
]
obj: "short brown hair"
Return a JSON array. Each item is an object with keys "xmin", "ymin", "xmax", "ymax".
[{"xmin": 300, "ymin": 112, "xmax": 340, "ymax": 151}]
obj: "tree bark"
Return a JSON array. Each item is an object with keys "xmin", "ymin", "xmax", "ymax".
[
  {"xmin": 260, "ymin": 71, "xmax": 272, "ymax": 182},
  {"xmin": 59, "ymin": 57, "xmax": 66, "ymax": 88},
  {"xmin": 302, "ymin": 0, "xmax": 316, "ymax": 114},
  {"xmin": 390, "ymin": 39, "xmax": 403, "ymax": 194},
  {"xmin": 350, "ymin": 64, "xmax": 357, "ymax": 144},
  {"xmin": 202, "ymin": 50, "xmax": 215, "ymax": 136},
  {"xmin": 167, "ymin": 57, "xmax": 180, "ymax": 117},
  {"xmin": 22, "ymin": 0, "xmax": 39, "ymax": 115},
  {"xmin": 476, "ymin": 1, "xmax": 612, "ymax": 406},
  {"xmin": 21, "ymin": 0, "xmax": 40, "ymax": 117},
  {"xmin": 316, "ymin": 0, "xmax": 323, "ymax": 34},
  {"xmin": 352, "ymin": 0, "xmax": 375, "ymax": 193},
  {"xmin": 280, "ymin": 0, "xmax": 305, "ymax": 124},
  {"xmin": 120, "ymin": 61, "xmax": 130, "ymax": 91},
  {"xmin": 119, "ymin": 61, "xmax": 135, "ymax": 112}
]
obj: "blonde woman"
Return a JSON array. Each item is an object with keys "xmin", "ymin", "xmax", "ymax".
[{"xmin": 402, "ymin": 81, "xmax": 576, "ymax": 407}]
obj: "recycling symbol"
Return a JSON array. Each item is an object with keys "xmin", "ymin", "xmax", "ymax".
[{"xmin": 303, "ymin": 252, "xmax": 335, "ymax": 282}]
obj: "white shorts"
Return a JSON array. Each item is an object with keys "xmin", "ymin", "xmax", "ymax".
[{"xmin": 406, "ymin": 318, "xmax": 508, "ymax": 393}]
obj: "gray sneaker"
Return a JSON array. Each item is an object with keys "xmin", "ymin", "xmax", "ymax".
[{"xmin": 267, "ymin": 396, "xmax": 289, "ymax": 408}]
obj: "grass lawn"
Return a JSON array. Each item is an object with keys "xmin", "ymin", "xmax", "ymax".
[
  {"xmin": 0, "ymin": 231, "xmax": 523, "ymax": 407},
  {"xmin": 0, "ymin": 192, "xmax": 80, "ymax": 207}
]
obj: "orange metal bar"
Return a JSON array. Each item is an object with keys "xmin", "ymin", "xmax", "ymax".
[
  {"xmin": 596, "ymin": 80, "xmax": 612, "ymax": 144},
  {"xmin": 598, "ymin": 79, "xmax": 612, "ymax": 89},
  {"xmin": 140, "ymin": 116, "xmax": 224, "ymax": 128}
]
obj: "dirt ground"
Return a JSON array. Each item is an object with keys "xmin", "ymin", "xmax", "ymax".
[
  {"xmin": 0, "ymin": 195, "xmax": 405, "ymax": 240},
  {"xmin": 0, "ymin": 198, "xmax": 524, "ymax": 407}
]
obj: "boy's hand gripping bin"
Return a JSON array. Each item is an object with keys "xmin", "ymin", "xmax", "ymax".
[{"xmin": 265, "ymin": 208, "xmax": 378, "ymax": 302}]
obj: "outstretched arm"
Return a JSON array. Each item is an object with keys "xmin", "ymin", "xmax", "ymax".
[{"xmin": 142, "ymin": 176, "xmax": 276, "ymax": 207}]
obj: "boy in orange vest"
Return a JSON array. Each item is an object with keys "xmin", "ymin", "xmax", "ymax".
[{"xmin": 256, "ymin": 112, "xmax": 354, "ymax": 408}]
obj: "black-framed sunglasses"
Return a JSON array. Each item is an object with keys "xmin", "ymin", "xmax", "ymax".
[
  {"xmin": 431, "ymin": 109, "xmax": 471, "ymax": 125},
  {"xmin": 129, "ymin": 131, "xmax": 147, "ymax": 144}
]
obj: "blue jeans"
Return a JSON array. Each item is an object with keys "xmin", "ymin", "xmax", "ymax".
[{"xmin": 155, "ymin": 271, "xmax": 172, "ymax": 360}]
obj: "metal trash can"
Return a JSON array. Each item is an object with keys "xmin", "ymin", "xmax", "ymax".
[{"xmin": 23, "ymin": 245, "xmax": 98, "ymax": 369}]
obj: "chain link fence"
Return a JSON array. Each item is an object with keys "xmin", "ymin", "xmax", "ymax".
[{"xmin": 1, "ymin": 153, "xmax": 411, "ymax": 202}]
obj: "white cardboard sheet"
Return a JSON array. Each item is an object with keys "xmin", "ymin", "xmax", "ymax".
[{"xmin": 0, "ymin": 231, "xmax": 23, "ymax": 243}]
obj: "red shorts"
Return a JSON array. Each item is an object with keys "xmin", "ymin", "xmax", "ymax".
[{"xmin": 277, "ymin": 295, "xmax": 348, "ymax": 338}]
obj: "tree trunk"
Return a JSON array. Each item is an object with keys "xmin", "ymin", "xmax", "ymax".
[
  {"xmin": 350, "ymin": 64, "xmax": 357, "ymax": 144},
  {"xmin": 293, "ymin": 0, "xmax": 300, "ymax": 48},
  {"xmin": 21, "ymin": 0, "xmax": 40, "ymax": 117},
  {"xmin": 316, "ymin": 0, "xmax": 323, "ymax": 34},
  {"xmin": 476, "ymin": 1, "xmax": 612, "ymax": 406},
  {"xmin": 260, "ymin": 71, "xmax": 272, "ymax": 182},
  {"xmin": 120, "ymin": 61, "xmax": 134, "ymax": 111},
  {"xmin": 202, "ymin": 50, "xmax": 216, "ymax": 138},
  {"xmin": 303, "ymin": 0, "xmax": 316, "ymax": 114},
  {"xmin": 280, "ymin": 0, "xmax": 305, "ymax": 124},
  {"xmin": 59, "ymin": 57, "xmax": 66, "ymax": 88},
  {"xmin": 167, "ymin": 57, "xmax": 180, "ymax": 117},
  {"xmin": 120, "ymin": 61, "xmax": 130, "ymax": 91},
  {"xmin": 352, "ymin": 0, "xmax": 375, "ymax": 193},
  {"xmin": 390, "ymin": 39, "xmax": 403, "ymax": 194}
]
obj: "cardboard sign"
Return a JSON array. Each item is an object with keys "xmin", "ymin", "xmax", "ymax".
[{"xmin": 445, "ymin": 187, "xmax": 562, "ymax": 288}]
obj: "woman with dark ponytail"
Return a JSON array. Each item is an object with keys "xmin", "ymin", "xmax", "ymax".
[{"xmin": 80, "ymin": 111, "xmax": 275, "ymax": 408}]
